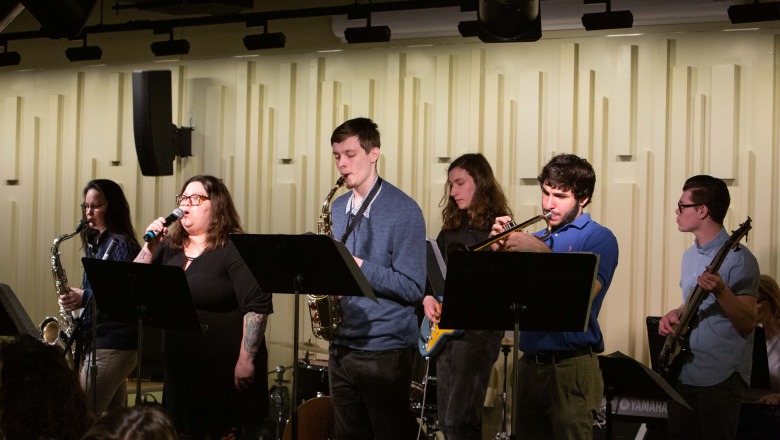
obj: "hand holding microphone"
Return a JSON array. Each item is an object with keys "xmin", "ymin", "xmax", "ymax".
[{"xmin": 143, "ymin": 209, "xmax": 184, "ymax": 242}]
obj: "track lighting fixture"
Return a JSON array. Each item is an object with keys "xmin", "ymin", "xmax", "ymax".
[
  {"xmin": 65, "ymin": 36, "xmax": 102, "ymax": 62},
  {"xmin": 728, "ymin": 0, "xmax": 780, "ymax": 24},
  {"xmin": 344, "ymin": 13, "xmax": 391, "ymax": 44},
  {"xmin": 0, "ymin": 41, "xmax": 21, "ymax": 66},
  {"xmin": 581, "ymin": 0, "xmax": 633, "ymax": 31},
  {"xmin": 458, "ymin": 0, "xmax": 541, "ymax": 43},
  {"xmin": 243, "ymin": 20, "xmax": 286, "ymax": 50},
  {"xmin": 151, "ymin": 30, "xmax": 190, "ymax": 57}
]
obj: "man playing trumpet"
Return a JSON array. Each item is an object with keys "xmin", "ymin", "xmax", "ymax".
[{"xmin": 491, "ymin": 153, "xmax": 619, "ymax": 440}]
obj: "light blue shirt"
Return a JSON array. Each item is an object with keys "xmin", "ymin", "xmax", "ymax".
[{"xmin": 679, "ymin": 228, "xmax": 760, "ymax": 387}]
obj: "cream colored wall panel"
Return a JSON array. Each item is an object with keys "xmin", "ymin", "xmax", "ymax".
[
  {"xmin": 318, "ymin": 79, "xmax": 341, "ymax": 212},
  {"xmin": 270, "ymin": 182, "xmax": 296, "ymax": 234},
  {"xmin": 469, "ymin": 48, "xmax": 485, "ymax": 152},
  {"xmin": 247, "ymin": 83, "xmax": 266, "ymax": 233},
  {"xmin": 107, "ymin": 73, "xmax": 124, "ymax": 164},
  {"xmin": 204, "ymin": 85, "xmax": 227, "ymax": 181},
  {"xmin": 231, "ymin": 61, "xmax": 252, "ymax": 223},
  {"xmin": 710, "ymin": 64, "xmax": 738, "ymax": 179},
  {"xmin": 482, "ymin": 73, "xmax": 503, "ymax": 174},
  {"xmin": 600, "ymin": 182, "xmax": 636, "ymax": 357},
  {"xmin": 276, "ymin": 63, "xmax": 296, "ymax": 160},
  {"xmin": 2, "ymin": 97, "xmax": 21, "ymax": 183},
  {"xmin": 434, "ymin": 54, "xmax": 453, "ymax": 159},
  {"xmin": 612, "ymin": 45, "xmax": 638, "ymax": 158},
  {"xmin": 576, "ymin": 70, "xmax": 594, "ymax": 160},
  {"xmin": 351, "ymin": 79, "xmax": 374, "ymax": 122},
  {"xmin": 400, "ymin": 76, "xmax": 419, "ymax": 192},
  {"xmin": 557, "ymin": 42, "xmax": 578, "ymax": 153},
  {"xmin": 0, "ymin": 200, "xmax": 19, "ymax": 295},
  {"xmin": 692, "ymin": 94, "xmax": 707, "ymax": 173},
  {"xmin": 516, "ymin": 72, "xmax": 542, "ymax": 180},
  {"xmin": 384, "ymin": 53, "xmax": 404, "ymax": 185}
]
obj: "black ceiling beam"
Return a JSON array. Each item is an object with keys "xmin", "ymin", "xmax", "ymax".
[{"xmin": 0, "ymin": 0, "xmax": 478, "ymax": 43}]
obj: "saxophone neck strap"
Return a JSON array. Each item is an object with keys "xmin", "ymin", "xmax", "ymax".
[{"xmin": 341, "ymin": 177, "xmax": 383, "ymax": 244}]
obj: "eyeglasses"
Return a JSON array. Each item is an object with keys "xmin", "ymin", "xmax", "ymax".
[
  {"xmin": 176, "ymin": 193, "xmax": 210, "ymax": 206},
  {"xmin": 677, "ymin": 203, "xmax": 703, "ymax": 212},
  {"xmin": 80, "ymin": 203, "xmax": 105, "ymax": 212}
]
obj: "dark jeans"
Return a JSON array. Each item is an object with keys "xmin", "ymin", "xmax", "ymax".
[
  {"xmin": 328, "ymin": 344, "xmax": 417, "ymax": 440},
  {"xmin": 667, "ymin": 372, "xmax": 747, "ymax": 440},
  {"xmin": 436, "ymin": 330, "xmax": 503, "ymax": 440}
]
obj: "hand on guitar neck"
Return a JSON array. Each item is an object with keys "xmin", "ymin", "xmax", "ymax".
[{"xmin": 419, "ymin": 296, "xmax": 463, "ymax": 357}]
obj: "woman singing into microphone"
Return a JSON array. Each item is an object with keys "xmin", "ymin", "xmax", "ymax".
[
  {"xmin": 134, "ymin": 175, "xmax": 273, "ymax": 440},
  {"xmin": 59, "ymin": 179, "xmax": 141, "ymax": 415}
]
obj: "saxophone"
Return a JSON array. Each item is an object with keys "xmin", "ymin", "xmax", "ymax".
[
  {"xmin": 40, "ymin": 219, "xmax": 88, "ymax": 349},
  {"xmin": 307, "ymin": 176, "xmax": 346, "ymax": 340}
]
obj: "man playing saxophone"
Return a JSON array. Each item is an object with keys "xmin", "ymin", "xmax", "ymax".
[{"xmin": 327, "ymin": 117, "xmax": 427, "ymax": 440}]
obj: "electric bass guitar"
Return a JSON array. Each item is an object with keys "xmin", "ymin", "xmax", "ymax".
[
  {"xmin": 419, "ymin": 304, "xmax": 464, "ymax": 357},
  {"xmin": 656, "ymin": 217, "xmax": 752, "ymax": 384}
]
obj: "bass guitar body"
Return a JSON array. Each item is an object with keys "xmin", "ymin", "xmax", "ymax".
[{"xmin": 419, "ymin": 305, "xmax": 464, "ymax": 357}]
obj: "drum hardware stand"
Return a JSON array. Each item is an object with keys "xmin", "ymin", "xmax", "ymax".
[
  {"xmin": 415, "ymin": 357, "xmax": 439, "ymax": 440},
  {"xmin": 268, "ymin": 365, "xmax": 291, "ymax": 440},
  {"xmin": 493, "ymin": 341, "xmax": 513, "ymax": 440}
]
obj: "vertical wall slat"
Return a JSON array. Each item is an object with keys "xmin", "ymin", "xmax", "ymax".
[
  {"xmin": 2, "ymin": 96, "xmax": 21, "ymax": 183},
  {"xmin": 710, "ymin": 64, "xmax": 738, "ymax": 179},
  {"xmin": 558, "ymin": 42, "xmax": 578, "ymax": 153}
]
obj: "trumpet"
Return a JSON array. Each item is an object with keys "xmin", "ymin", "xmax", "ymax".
[{"xmin": 464, "ymin": 212, "xmax": 553, "ymax": 252}]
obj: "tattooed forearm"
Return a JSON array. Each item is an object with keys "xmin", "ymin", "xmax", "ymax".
[
  {"xmin": 134, "ymin": 249, "xmax": 150, "ymax": 263},
  {"xmin": 243, "ymin": 312, "xmax": 268, "ymax": 356}
]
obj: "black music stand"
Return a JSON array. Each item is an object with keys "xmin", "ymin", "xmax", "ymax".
[
  {"xmin": 229, "ymin": 233, "xmax": 376, "ymax": 440},
  {"xmin": 598, "ymin": 351, "xmax": 690, "ymax": 440},
  {"xmin": 438, "ymin": 251, "xmax": 599, "ymax": 439},
  {"xmin": 81, "ymin": 259, "xmax": 202, "ymax": 406}
]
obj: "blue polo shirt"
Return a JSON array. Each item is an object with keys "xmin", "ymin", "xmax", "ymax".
[
  {"xmin": 519, "ymin": 212, "xmax": 619, "ymax": 355},
  {"xmin": 679, "ymin": 228, "xmax": 760, "ymax": 387}
]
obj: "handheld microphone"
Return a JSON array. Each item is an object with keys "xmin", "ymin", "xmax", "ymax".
[{"xmin": 143, "ymin": 209, "xmax": 184, "ymax": 242}]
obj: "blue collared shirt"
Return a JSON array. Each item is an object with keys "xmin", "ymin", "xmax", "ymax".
[
  {"xmin": 679, "ymin": 228, "xmax": 760, "ymax": 387},
  {"xmin": 519, "ymin": 212, "xmax": 619, "ymax": 355}
]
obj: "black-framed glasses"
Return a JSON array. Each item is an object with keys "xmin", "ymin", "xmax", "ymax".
[
  {"xmin": 677, "ymin": 203, "xmax": 703, "ymax": 212},
  {"xmin": 80, "ymin": 203, "xmax": 105, "ymax": 212},
  {"xmin": 176, "ymin": 193, "xmax": 210, "ymax": 206}
]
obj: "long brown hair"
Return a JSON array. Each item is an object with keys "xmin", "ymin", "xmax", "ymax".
[
  {"xmin": 166, "ymin": 175, "xmax": 243, "ymax": 251},
  {"xmin": 758, "ymin": 274, "xmax": 780, "ymax": 324},
  {"xmin": 440, "ymin": 153, "xmax": 512, "ymax": 231},
  {"xmin": 79, "ymin": 179, "xmax": 139, "ymax": 250}
]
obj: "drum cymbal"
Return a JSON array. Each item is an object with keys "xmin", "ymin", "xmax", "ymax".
[{"xmin": 270, "ymin": 341, "xmax": 329, "ymax": 355}]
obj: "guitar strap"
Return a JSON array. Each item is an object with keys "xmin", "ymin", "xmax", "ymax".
[{"xmin": 341, "ymin": 177, "xmax": 383, "ymax": 244}]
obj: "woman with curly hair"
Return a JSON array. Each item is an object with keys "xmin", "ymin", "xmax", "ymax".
[
  {"xmin": 0, "ymin": 334, "xmax": 94, "ymax": 440},
  {"xmin": 421, "ymin": 153, "xmax": 512, "ymax": 439},
  {"xmin": 135, "ymin": 175, "xmax": 273, "ymax": 440}
]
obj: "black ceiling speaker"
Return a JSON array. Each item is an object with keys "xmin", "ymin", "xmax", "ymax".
[
  {"xmin": 460, "ymin": 0, "xmax": 541, "ymax": 43},
  {"xmin": 20, "ymin": 0, "xmax": 97, "ymax": 38}
]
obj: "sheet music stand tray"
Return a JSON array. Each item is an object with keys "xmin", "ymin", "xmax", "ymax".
[
  {"xmin": 598, "ymin": 351, "xmax": 690, "ymax": 440},
  {"xmin": 438, "ymin": 251, "xmax": 599, "ymax": 439},
  {"xmin": 229, "ymin": 233, "xmax": 376, "ymax": 440},
  {"xmin": 81, "ymin": 259, "xmax": 202, "ymax": 406}
]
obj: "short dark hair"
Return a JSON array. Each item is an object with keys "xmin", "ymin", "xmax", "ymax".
[
  {"xmin": 682, "ymin": 175, "xmax": 730, "ymax": 224},
  {"xmin": 537, "ymin": 154, "xmax": 596, "ymax": 207},
  {"xmin": 330, "ymin": 117, "xmax": 381, "ymax": 153}
]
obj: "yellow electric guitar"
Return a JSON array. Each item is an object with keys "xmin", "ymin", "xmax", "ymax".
[{"xmin": 418, "ymin": 305, "xmax": 464, "ymax": 357}]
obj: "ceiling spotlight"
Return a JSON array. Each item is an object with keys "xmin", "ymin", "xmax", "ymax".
[
  {"xmin": 243, "ymin": 20, "xmax": 286, "ymax": 50},
  {"xmin": 151, "ymin": 30, "xmax": 190, "ymax": 57},
  {"xmin": 728, "ymin": 0, "xmax": 780, "ymax": 24},
  {"xmin": 344, "ymin": 13, "xmax": 391, "ymax": 44},
  {"xmin": 0, "ymin": 42, "xmax": 21, "ymax": 67},
  {"xmin": 582, "ymin": 0, "xmax": 633, "ymax": 31},
  {"xmin": 65, "ymin": 37, "xmax": 102, "ymax": 62}
]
